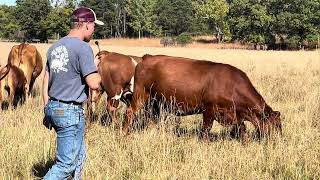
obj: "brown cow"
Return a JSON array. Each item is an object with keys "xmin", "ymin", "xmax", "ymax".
[
  {"xmin": 123, "ymin": 55, "xmax": 282, "ymax": 140},
  {"xmin": 0, "ymin": 64, "xmax": 26, "ymax": 111},
  {"xmin": 8, "ymin": 43, "xmax": 43, "ymax": 99},
  {"xmin": 88, "ymin": 50, "xmax": 141, "ymax": 126}
]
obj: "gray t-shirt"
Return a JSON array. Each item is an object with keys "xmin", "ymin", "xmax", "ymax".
[{"xmin": 46, "ymin": 36, "xmax": 97, "ymax": 103}]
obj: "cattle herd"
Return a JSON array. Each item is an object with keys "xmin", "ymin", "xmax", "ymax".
[{"xmin": 0, "ymin": 42, "xmax": 282, "ymax": 141}]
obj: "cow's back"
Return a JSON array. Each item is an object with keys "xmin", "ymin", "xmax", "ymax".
[
  {"xmin": 136, "ymin": 55, "xmax": 267, "ymax": 112},
  {"xmin": 98, "ymin": 51, "xmax": 136, "ymax": 95},
  {"xmin": 8, "ymin": 43, "xmax": 34, "ymax": 66},
  {"xmin": 8, "ymin": 43, "xmax": 43, "ymax": 78},
  {"xmin": 125, "ymin": 54, "xmax": 281, "ymax": 137}
]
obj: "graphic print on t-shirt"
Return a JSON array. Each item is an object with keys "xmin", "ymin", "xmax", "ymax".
[{"xmin": 50, "ymin": 45, "xmax": 69, "ymax": 73}]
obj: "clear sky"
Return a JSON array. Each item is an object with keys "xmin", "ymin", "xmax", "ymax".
[{"xmin": 0, "ymin": 0, "xmax": 16, "ymax": 6}]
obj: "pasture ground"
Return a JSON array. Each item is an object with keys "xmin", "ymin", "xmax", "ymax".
[{"xmin": 0, "ymin": 40, "xmax": 319, "ymax": 179}]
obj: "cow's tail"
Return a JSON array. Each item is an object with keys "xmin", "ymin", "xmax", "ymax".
[
  {"xmin": 0, "ymin": 64, "xmax": 10, "ymax": 81},
  {"xmin": 94, "ymin": 41, "xmax": 109, "ymax": 60},
  {"xmin": 32, "ymin": 49, "xmax": 43, "ymax": 78},
  {"xmin": 86, "ymin": 88, "xmax": 94, "ymax": 124},
  {"xmin": 95, "ymin": 41, "xmax": 101, "ymax": 53},
  {"xmin": 18, "ymin": 43, "xmax": 27, "ymax": 66}
]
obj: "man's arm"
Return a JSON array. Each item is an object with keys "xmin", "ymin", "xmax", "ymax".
[
  {"xmin": 42, "ymin": 70, "xmax": 49, "ymax": 106},
  {"xmin": 85, "ymin": 72, "xmax": 102, "ymax": 90}
]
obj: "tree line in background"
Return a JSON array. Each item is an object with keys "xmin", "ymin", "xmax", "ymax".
[{"xmin": 0, "ymin": 0, "xmax": 319, "ymax": 49}]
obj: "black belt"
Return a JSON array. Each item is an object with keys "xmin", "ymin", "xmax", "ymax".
[{"xmin": 49, "ymin": 98, "xmax": 83, "ymax": 106}]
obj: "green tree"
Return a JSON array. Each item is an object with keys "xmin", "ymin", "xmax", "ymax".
[
  {"xmin": 270, "ymin": 0, "xmax": 320, "ymax": 48},
  {"xmin": 194, "ymin": 0, "xmax": 229, "ymax": 43},
  {"xmin": 153, "ymin": 0, "xmax": 194, "ymax": 36},
  {"xmin": 15, "ymin": 0, "xmax": 52, "ymax": 41},
  {"xmin": 80, "ymin": 0, "xmax": 130, "ymax": 38},
  {"xmin": 0, "ymin": 5, "xmax": 22, "ymax": 40},
  {"xmin": 127, "ymin": 0, "xmax": 159, "ymax": 38},
  {"xmin": 228, "ymin": 0, "xmax": 272, "ymax": 48},
  {"xmin": 51, "ymin": 0, "xmax": 78, "ymax": 8},
  {"xmin": 41, "ymin": 7, "xmax": 73, "ymax": 39}
]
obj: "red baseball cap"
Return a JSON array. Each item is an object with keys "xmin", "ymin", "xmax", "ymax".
[{"xmin": 71, "ymin": 7, "xmax": 104, "ymax": 25}]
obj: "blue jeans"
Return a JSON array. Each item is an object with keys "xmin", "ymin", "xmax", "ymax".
[{"xmin": 43, "ymin": 100, "xmax": 86, "ymax": 180}]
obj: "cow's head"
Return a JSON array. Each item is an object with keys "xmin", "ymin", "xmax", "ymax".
[
  {"xmin": 270, "ymin": 111, "xmax": 282, "ymax": 133},
  {"xmin": 256, "ymin": 111, "xmax": 282, "ymax": 139}
]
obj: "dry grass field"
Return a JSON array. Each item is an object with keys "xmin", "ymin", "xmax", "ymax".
[{"xmin": 0, "ymin": 39, "xmax": 319, "ymax": 179}]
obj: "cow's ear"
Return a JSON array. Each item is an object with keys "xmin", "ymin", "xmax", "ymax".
[{"xmin": 272, "ymin": 111, "xmax": 280, "ymax": 118}]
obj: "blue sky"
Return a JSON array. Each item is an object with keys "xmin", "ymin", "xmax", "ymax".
[{"xmin": 0, "ymin": 0, "xmax": 16, "ymax": 6}]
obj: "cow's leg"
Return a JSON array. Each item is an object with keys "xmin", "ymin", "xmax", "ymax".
[
  {"xmin": 20, "ymin": 86, "xmax": 26, "ymax": 105},
  {"xmin": 8, "ymin": 88, "xmax": 14, "ymax": 110},
  {"xmin": 106, "ymin": 86, "xmax": 126, "ymax": 128},
  {"xmin": 201, "ymin": 107, "xmax": 215, "ymax": 140},
  {"xmin": 123, "ymin": 88, "xmax": 150, "ymax": 135},
  {"xmin": 91, "ymin": 89, "xmax": 103, "ymax": 113},
  {"xmin": 252, "ymin": 111, "xmax": 281, "ymax": 139},
  {"xmin": 239, "ymin": 110, "xmax": 264, "ymax": 140},
  {"xmin": 106, "ymin": 98, "xmax": 120, "ymax": 128},
  {"xmin": 251, "ymin": 115, "xmax": 263, "ymax": 140},
  {"xmin": 28, "ymin": 77, "xmax": 36, "ymax": 98},
  {"xmin": 20, "ymin": 66, "xmax": 32, "ymax": 100},
  {"xmin": 144, "ymin": 98, "xmax": 160, "ymax": 129},
  {"xmin": 237, "ymin": 106, "xmax": 268, "ymax": 140},
  {"xmin": 230, "ymin": 121, "xmax": 247, "ymax": 140},
  {"xmin": 24, "ymin": 82, "xmax": 30, "ymax": 101}
]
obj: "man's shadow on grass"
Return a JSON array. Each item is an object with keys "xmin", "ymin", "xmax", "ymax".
[{"xmin": 32, "ymin": 158, "xmax": 55, "ymax": 178}]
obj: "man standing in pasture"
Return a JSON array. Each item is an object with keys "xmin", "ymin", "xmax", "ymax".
[{"xmin": 42, "ymin": 7, "xmax": 103, "ymax": 179}]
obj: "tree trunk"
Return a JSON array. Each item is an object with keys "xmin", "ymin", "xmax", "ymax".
[
  {"xmin": 216, "ymin": 33, "xmax": 220, "ymax": 43},
  {"xmin": 318, "ymin": 34, "xmax": 320, "ymax": 48},
  {"xmin": 123, "ymin": 11, "xmax": 126, "ymax": 37},
  {"xmin": 215, "ymin": 26, "xmax": 222, "ymax": 44}
]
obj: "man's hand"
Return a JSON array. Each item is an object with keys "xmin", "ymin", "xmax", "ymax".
[
  {"xmin": 43, "ymin": 106, "xmax": 52, "ymax": 130},
  {"xmin": 43, "ymin": 117, "xmax": 52, "ymax": 130}
]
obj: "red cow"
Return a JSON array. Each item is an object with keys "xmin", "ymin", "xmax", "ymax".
[
  {"xmin": 8, "ymin": 43, "xmax": 43, "ymax": 99},
  {"xmin": 123, "ymin": 55, "xmax": 282, "ymax": 140},
  {"xmin": 0, "ymin": 64, "xmax": 26, "ymax": 111},
  {"xmin": 88, "ymin": 50, "xmax": 141, "ymax": 126}
]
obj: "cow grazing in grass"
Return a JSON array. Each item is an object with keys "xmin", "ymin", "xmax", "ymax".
[
  {"xmin": 123, "ymin": 55, "xmax": 282, "ymax": 140},
  {"xmin": 0, "ymin": 64, "xmax": 26, "ymax": 111},
  {"xmin": 87, "ymin": 50, "xmax": 141, "ymax": 126},
  {"xmin": 8, "ymin": 43, "xmax": 43, "ymax": 99}
]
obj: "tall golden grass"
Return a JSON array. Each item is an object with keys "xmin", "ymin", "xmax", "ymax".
[{"xmin": 0, "ymin": 41, "xmax": 319, "ymax": 179}]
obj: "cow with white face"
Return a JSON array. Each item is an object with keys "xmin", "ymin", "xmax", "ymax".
[{"xmin": 87, "ymin": 49, "xmax": 141, "ymax": 127}]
